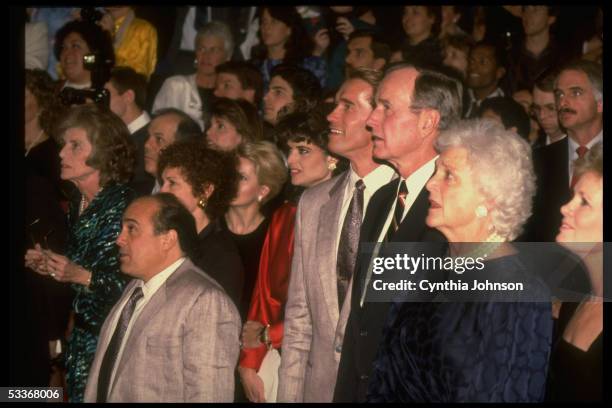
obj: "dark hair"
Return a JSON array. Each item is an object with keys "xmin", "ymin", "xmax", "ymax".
[
  {"xmin": 56, "ymin": 104, "xmax": 135, "ymax": 186},
  {"xmin": 348, "ymin": 30, "xmax": 392, "ymax": 65},
  {"xmin": 54, "ymin": 19, "xmax": 115, "ymax": 65},
  {"xmin": 423, "ymin": 6, "xmax": 443, "ymax": 37},
  {"xmin": 471, "ymin": 40, "xmax": 507, "ymax": 70},
  {"xmin": 270, "ymin": 63, "xmax": 322, "ymax": 119},
  {"xmin": 109, "ymin": 66, "xmax": 148, "ymax": 110},
  {"xmin": 385, "ymin": 63, "xmax": 463, "ymax": 130},
  {"xmin": 257, "ymin": 6, "xmax": 313, "ymax": 63},
  {"xmin": 534, "ymin": 68, "xmax": 558, "ymax": 93},
  {"xmin": 25, "ymin": 69, "xmax": 67, "ymax": 139},
  {"xmin": 442, "ymin": 32, "xmax": 474, "ymax": 56},
  {"xmin": 157, "ymin": 141, "xmax": 239, "ymax": 221},
  {"xmin": 478, "ymin": 97, "xmax": 531, "ymax": 141},
  {"xmin": 208, "ymin": 97, "xmax": 263, "ymax": 144},
  {"xmin": 275, "ymin": 107, "xmax": 330, "ymax": 152},
  {"xmin": 215, "ymin": 61, "xmax": 264, "ymax": 105},
  {"xmin": 522, "ymin": 5, "xmax": 560, "ymax": 18},
  {"xmin": 151, "ymin": 108, "xmax": 202, "ymax": 142},
  {"xmin": 149, "ymin": 193, "xmax": 198, "ymax": 256}
]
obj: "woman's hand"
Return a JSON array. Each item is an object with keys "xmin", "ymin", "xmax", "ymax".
[
  {"xmin": 241, "ymin": 320, "xmax": 264, "ymax": 348},
  {"xmin": 312, "ymin": 28, "xmax": 330, "ymax": 56},
  {"xmin": 25, "ymin": 244, "xmax": 50, "ymax": 275},
  {"xmin": 44, "ymin": 250, "xmax": 91, "ymax": 286},
  {"xmin": 335, "ymin": 16, "xmax": 355, "ymax": 40},
  {"xmin": 238, "ymin": 366, "xmax": 266, "ymax": 403}
]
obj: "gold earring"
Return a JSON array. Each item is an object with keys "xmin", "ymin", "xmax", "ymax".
[{"xmin": 198, "ymin": 197, "xmax": 207, "ymax": 209}]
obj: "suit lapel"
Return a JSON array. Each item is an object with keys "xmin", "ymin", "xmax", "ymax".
[
  {"xmin": 316, "ymin": 173, "xmax": 349, "ymax": 324},
  {"xmin": 110, "ymin": 261, "xmax": 192, "ymax": 392}
]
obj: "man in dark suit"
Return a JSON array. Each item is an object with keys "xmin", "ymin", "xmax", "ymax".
[
  {"xmin": 105, "ymin": 67, "xmax": 155, "ymax": 196},
  {"xmin": 333, "ymin": 63, "xmax": 462, "ymax": 402},
  {"xmin": 526, "ymin": 60, "xmax": 602, "ymax": 242}
]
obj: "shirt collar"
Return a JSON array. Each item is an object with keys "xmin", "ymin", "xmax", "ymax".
[
  {"xmin": 400, "ymin": 155, "xmax": 438, "ymax": 195},
  {"xmin": 568, "ymin": 130, "xmax": 603, "ymax": 152},
  {"xmin": 127, "ymin": 111, "xmax": 150, "ymax": 134},
  {"xmin": 135, "ymin": 257, "xmax": 186, "ymax": 297}
]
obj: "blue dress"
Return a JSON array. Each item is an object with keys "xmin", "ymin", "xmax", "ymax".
[
  {"xmin": 367, "ymin": 255, "xmax": 553, "ymax": 402},
  {"xmin": 64, "ymin": 183, "xmax": 133, "ymax": 402}
]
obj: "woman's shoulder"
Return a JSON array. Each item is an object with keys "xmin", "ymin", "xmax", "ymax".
[{"xmin": 98, "ymin": 183, "xmax": 135, "ymax": 208}]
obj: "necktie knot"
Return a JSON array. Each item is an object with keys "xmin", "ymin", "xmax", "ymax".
[
  {"xmin": 576, "ymin": 145, "xmax": 589, "ymax": 158},
  {"xmin": 355, "ymin": 179, "xmax": 365, "ymax": 192}
]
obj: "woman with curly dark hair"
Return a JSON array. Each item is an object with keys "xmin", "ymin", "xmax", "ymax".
[
  {"xmin": 54, "ymin": 19, "xmax": 115, "ymax": 89},
  {"xmin": 206, "ymin": 97, "xmax": 263, "ymax": 152},
  {"xmin": 25, "ymin": 104, "xmax": 135, "ymax": 402},
  {"xmin": 158, "ymin": 140, "xmax": 244, "ymax": 307}
]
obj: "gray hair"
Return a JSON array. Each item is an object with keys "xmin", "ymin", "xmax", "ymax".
[
  {"xmin": 435, "ymin": 119, "xmax": 536, "ymax": 241},
  {"xmin": 195, "ymin": 21, "xmax": 234, "ymax": 59},
  {"xmin": 385, "ymin": 62, "xmax": 463, "ymax": 130},
  {"xmin": 574, "ymin": 142, "xmax": 603, "ymax": 179},
  {"xmin": 555, "ymin": 59, "xmax": 603, "ymax": 103}
]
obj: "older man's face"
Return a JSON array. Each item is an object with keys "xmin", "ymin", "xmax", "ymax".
[
  {"xmin": 366, "ymin": 68, "xmax": 423, "ymax": 169},
  {"xmin": 555, "ymin": 69, "xmax": 602, "ymax": 132},
  {"xmin": 144, "ymin": 114, "xmax": 180, "ymax": 176}
]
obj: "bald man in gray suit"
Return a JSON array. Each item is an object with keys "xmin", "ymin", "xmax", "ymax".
[{"xmin": 84, "ymin": 194, "xmax": 240, "ymax": 402}]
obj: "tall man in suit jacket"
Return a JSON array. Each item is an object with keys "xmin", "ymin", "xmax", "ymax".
[
  {"xmin": 277, "ymin": 68, "xmax": 396, "ymax": 402},
  {"xmin": 105, "ymin": 67, "xmax": 155, "ymax": 197},
  {"xmin": 84, "ymin": 194, "xmax": 241, "ymax": 402},
  {"xmin": 333, "ymin": 63, "xmax": 462, "ymax": 402},
  {"xmin": 527, "ymin": 60, "xmax": 603, "ymax": 242}
]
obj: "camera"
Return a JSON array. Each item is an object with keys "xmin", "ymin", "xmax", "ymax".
[
  {"xmin": 80, "ymin": 7, "xmax": 104, "ymax": 24},
  {"xmin": 59, "ymin": 52, "xmax": 113, "ymax": 108}
]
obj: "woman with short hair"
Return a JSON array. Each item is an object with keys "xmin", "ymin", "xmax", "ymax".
[
  {"xmin": 157, "ymin": 140, "xmax": 245, "ymax": 308},
  {"xmin": 25, "ymin": 104, "xmax": 135, "ymax": 402},
  {"xmin": 368, "ymin": 119, "xmax": 553, "ymax": 402}
]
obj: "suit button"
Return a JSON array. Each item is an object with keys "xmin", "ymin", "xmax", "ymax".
[
  {"xmin": 360, "ymin": 374, "xmax": 369, "ymax": 381},
  {"xmin": 360, "ymin": 330, "xmax": 368, "ymax": 337},
  {"xmin": 335, "ymin": 345, "xmax": 342, "ymax": 353}
]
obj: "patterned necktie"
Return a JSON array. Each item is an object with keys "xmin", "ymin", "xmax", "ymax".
[
  {"xmin": 570, "ymin": 145, "xmax": 589, "ymax": 188},
  {"xmin": 97, "ymin": 286, "xmax": 144, "ymax": 402},
  {"xmin": 385, "ymin": 181, "xmax": 408, "ymax": 242},
  {"xmin": 337, "ymin": 179, "xmax": 365, "ymax": 310}
]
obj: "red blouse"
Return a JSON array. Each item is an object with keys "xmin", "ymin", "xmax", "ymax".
[{"xmin": 239, "ymin": 202, "xmax": 297, "ymax": 370}]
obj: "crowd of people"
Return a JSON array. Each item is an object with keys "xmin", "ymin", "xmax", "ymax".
[{"xmin": 17, "ymin": 5, "xmax": 603, "ymax": 403}]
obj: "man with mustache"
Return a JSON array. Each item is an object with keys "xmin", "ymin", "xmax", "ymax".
[{"xmin": 527, "ymin": 60, "xmax": 602, "ymax": 242}]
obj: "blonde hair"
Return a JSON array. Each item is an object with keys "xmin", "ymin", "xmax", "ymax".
[{"xmin": 237, "ymin": 141, "xmax": 287, "ymax": 204}]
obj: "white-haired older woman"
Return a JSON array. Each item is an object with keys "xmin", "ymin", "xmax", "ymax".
[
  {"xmin": 153, "ymin": 21, "xmax": 233, "ymax": 129},
  {"xmin": 547, "ymin": 142, "xmax": 602, "ymax": 402},
  {"xmin": 368, "ymin": 119, "xmax": 553, "ymax": 402}
]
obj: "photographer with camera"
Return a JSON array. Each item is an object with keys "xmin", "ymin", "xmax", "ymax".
[{"xmin": 54, "ymin": 19, "xmax": 115, "ymax": 107}]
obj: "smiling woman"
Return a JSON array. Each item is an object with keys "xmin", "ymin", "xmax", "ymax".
[{"xmin": 24, "ymin": 104, "xmax": 135, "ymax": 402}]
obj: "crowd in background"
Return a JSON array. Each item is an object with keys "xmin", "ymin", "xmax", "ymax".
[{"xmin": 17, "ymin": 5, "xmax": 603, "ymax": 403}]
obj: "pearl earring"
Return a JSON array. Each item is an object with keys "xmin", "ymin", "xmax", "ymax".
[
  {"xmin": 475, "ymin": 205, "xmax": 488, "ymax": 218},
  {"xmin": 328, "ymin": 161, "xmax": 337, "ymax": 171}
]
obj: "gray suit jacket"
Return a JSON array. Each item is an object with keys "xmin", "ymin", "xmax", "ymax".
[
  {"xmin": 277, "ymin": 172, "xmax": 356, "ymax": 402},
  {"xmin": 83, "ymin": 258, "xmax": 241, "ymax": 402}
]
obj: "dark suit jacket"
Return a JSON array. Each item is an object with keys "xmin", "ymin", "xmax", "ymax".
[
  {"xmin": 522, "ymin": 138, "xmax": 570, "ymax": 242},
  {"xmin": 128, "ymin": 124, "xmax": 155, "ymax": 198},
  {"xmin": 333, "ymin": 177, "xmax": 445, "ymax": 402}
]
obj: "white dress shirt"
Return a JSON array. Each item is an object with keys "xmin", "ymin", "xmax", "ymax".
[
  {"xmin": 102, "ymin": 257, "xmax": 187, "ymax": 399},
  {"xmin": 334, "ymin": 164, "xmax": 397, "ymax": 257},
  {"xmin": 127, "ymin": 111, "xmax": 150, "ymax": 135}
]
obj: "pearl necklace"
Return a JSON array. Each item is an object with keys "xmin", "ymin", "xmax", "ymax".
[{"xmin": 450, "ymin": 232, "xmax": 506, "ymax": 260}]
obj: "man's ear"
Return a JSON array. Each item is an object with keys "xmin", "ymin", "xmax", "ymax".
[
  {"xmin": 161, "ymin": 229, "xmax": 178, "ymax": 251},
  {"xmin": 418, "ymin": 109, "xmax": 441, "ymax": 138},
  {"xmin": 496, "ymin": 66, "xmax": 506, "ymax": 82},
  {"xmin": 123, "ymin": 89, "xmax": 136, "ymax": 105}
]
